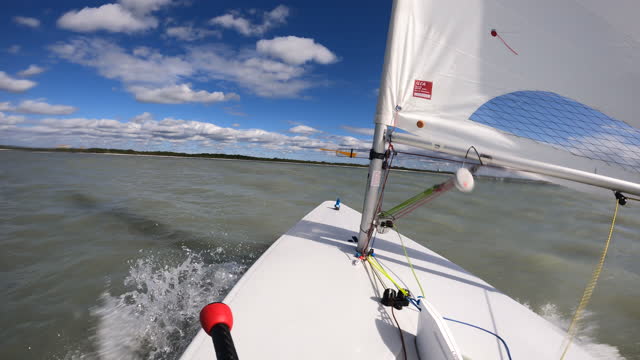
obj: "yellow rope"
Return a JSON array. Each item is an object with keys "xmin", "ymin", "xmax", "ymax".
[
  {"xmin": 394, "ymin": 224, "xmax": 425, "ymax": 298},
  {"xmin": 366, "ymin": 256, "xmax": 408, "ymax": 296},
  {"xmin": 559, "ymin": 200, "xmax": 619, "ymax": 360},
  {"xmin": 365, "ymin": 224, "xmax": 426, "ymax": 300}
]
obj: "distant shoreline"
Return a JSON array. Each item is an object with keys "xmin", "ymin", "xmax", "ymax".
[
  {"xmin": 0, "ymin": 144, "xmax": 446, "ymax": 174},
  {"xmin": 0, "ymin": 145, "xmax": 547, "ymax": 183}
]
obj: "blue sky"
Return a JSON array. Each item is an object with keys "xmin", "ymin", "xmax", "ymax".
[{"xmin": 0, "ymin": 0, "xmax": 391, "ymax": 162}]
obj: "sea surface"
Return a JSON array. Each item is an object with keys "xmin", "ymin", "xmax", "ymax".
[{"xmin": 1, "ymin": 150, "xmax": 639, "ymax": 360}]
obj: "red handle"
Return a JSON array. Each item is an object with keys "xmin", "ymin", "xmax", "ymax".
[
  {"xmin": 200, "ymin": 302, "xmax": 239, "ymax": 360},
  {"xmin": 200, "ymin": 302, "xmax": 233, "ymax": 334}
]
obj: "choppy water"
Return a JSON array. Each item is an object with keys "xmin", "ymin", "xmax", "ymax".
[{"xmin": 1, "ymin": 150, "xmax": 639, "ymax": 360}]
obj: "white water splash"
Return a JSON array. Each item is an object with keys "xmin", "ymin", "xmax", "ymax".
[
  {"xmin": 72, "ymin": 247, "xmax": 245, "ymax": 360},
  {"xmin": 532, "ymin": 303, "xmax": 626, "ymax": 360}
]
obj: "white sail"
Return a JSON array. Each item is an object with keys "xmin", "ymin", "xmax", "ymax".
[{"xmin": 376, "ymin": 0, "xmax": 640, "ymax": 195}]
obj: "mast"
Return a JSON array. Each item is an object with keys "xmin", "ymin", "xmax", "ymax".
[
  {"xmin": 357, "ymin": 0, "xmax": 401, "ymax": 253},
  {"xmin": 357, "ymin": 123, "xmax": 386, "ymax": 253}
]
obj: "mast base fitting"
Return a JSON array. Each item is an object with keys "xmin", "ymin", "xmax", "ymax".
[{"xmin": 381, "ymin": 288, "xmax": 410, "ymax": 310}]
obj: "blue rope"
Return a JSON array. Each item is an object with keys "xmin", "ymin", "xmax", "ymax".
[{"xmin": 443, "ymin": 317, "xmax": 513, "ymax": 360}]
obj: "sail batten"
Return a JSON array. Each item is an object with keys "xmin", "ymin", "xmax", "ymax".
[{"xmin": 376, "ymin": 0, "xmax": 640, "ymax": 192}]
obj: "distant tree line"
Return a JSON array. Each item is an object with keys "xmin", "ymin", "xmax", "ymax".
[{"xmin": 0, "ymin": 144, "xmax": 449, "ymax": 174}]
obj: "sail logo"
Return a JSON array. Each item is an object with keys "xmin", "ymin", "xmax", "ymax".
[{"xmin": 413, "ymin": 80, "xmax": 433, "ymax": 100}]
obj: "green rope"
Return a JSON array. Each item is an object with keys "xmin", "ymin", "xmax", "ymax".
[{"xmin": 394, "ymin": 224, "xmax": 425, "ymax": 298}]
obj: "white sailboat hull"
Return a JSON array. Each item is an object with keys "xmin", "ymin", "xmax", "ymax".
[{"xmin": 181, "ymin": 201, "xmax": 596, "ymax": 359}]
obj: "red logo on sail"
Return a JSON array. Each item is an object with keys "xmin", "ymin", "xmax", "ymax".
[{"xmin": 413, "ymin": 80, "xmax": 433, "ymax": 100}]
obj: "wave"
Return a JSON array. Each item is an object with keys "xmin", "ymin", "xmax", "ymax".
[
  {"xmin": 530, "ymin": 303, "xmax": 626, "ymax": 360},
  {"xmin": 66, "ymin": 247, "xmax": 245, "ymax": 360}
]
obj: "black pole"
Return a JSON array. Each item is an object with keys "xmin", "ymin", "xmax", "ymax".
[{"xmin": 208, "ymin": 323, "xmax": 239, "ymax": 360}]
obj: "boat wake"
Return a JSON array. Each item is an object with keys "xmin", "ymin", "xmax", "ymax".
[
  {"xmin": 531, "ymin": 303, "xmax": 626, "ymax": 360},
  {"xmin": 66, "ymin": 247, "xmax": 245, "ymax": 360}
]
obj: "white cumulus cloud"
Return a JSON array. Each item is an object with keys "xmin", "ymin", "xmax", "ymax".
[
  {"xmin": 1, "ymin": 115, "xmax": 369, "ymax": 156},
  {"xmin": 0, "ymin": 71, "xmax": 37, "ymax": 93},
  {"xmin": 13, "ymin": 16, "xmax": 41, "ymax": 28},
  {"xmin": 257, "ymin": 36, "xmax": 337, "ymax": 65},
  {"xmin": 11, "ymin": 100, "xmax": 77, "ymax": 115},
  {"xmin": 165, "ymin": 26, "xmax": 218, "ymax": 41},
  {"xmin": 58, "ymin": 4, "xmax": 157, "ymax": 33},
  {"xmin": 0, "ymin": 112, "xmax": 26, "ymax": 125},
  {"xmin": 51, "ymin": 37, "xmax": 336, "ymax": 99},
  {"xmin": 57, "ymin": 0, "xmax": 173, "ymax": 33},
  {"xmin": 50, "ymin": 38, "xmax": 194, "ymax": 85},
  {"xmin": 188, "ymin": 49, "xmax": 311, "ymax": 98},
  {"xmin": 50, "ymin": 20, "xmax": 341, "ymax": 100},
  {"xmin": 119, "ymin": 0, "xmax": 172, "ymax": 14},
  {"xmin": 128, "ymin": 84, "xmax": 239, "ymax": 104},
  {"xmin": 289, "ymin": 125, "xmax": 320, "ymax": 135},
  {"xmin": 18, "ymin": 65, "xmax": 46, "ymax": 77},
  {"xmin": 131, "ymin": 112, "xmax": 154, "ymax": 123},
  {"xmin": 210, "ymin": 5, "xmax": 289, "ymax": 37},
  {"xmin": 341, "ymin": 126, "xmax": 374, "ymax": 136}
]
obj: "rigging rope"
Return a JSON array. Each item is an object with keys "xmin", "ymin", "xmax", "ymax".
[
  {"xmin": 367, "ymin": 254, "xmax": 388, "ymax": 289},
  {"xmin": 443, "ymin": 317, "xmax": 513, "ymax": 360},
  {"xmin": 391, "ymin": 306, "xmax": 408, "ymax": 360},
  {"xmin": 394, "ymin": 224, "xmax": 425, "ymax": 298},
  {"xmin": 366, "ymin": 256, "xmax": 409, "ymax": 296},
  {"xmin": 363, "ymin": 145, "xmax": 396, "ymax": 251},
  {"xmin": 559, "ymin": 199, "xmax": 620, "ymax": 360}
]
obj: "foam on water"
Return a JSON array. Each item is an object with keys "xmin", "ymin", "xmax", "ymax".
[
  {"xmin": 68, "ymin": 247, "xmax": 245, "ymax": 360},
  {"xmin": 528, "ymin": 303, "xmax": 626, "ymax": 360}
]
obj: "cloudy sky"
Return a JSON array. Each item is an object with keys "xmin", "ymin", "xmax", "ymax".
[{"xmin": 1, "ymin": 0, "xmax": 391, "ymax": 162}]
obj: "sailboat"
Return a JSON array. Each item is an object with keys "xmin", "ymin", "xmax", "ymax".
[{"xmin": 181, "ymin": 0, "xmax": 640, "ymax": 359}]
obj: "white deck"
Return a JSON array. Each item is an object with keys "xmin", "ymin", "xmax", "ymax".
[{"xmin": 181, "ymin": 201, "xmax": 595, "ymax": 359}]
